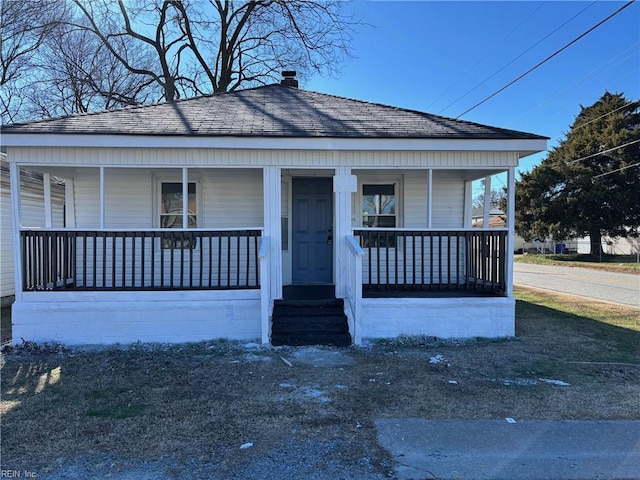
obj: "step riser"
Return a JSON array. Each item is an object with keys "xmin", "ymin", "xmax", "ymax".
[
  {"xmin": 272, "ymin": 314, "xmax": 347, "ymax": 324},
  {"xmin": 271, "ymin": 334, "xmax": 351, "ymax": 347},
  {"xmin": 274, "ymin": 299, "xmax": 344, "ymax": 309},
  {"xmin": 272, "ymin": 324, "xmax": 349, "ymax": 334},
  {"xmin": 271, "ymin": 296, "xmax": 351, "ymax": 346},
  {"xmin": 273, "ymin": 307, "xmax": 345, "ymax": 317}
]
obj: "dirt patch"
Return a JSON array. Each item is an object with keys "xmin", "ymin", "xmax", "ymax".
[{"xmin": 1, "ymin": 293, "xmax": 639, "ymax": 479}]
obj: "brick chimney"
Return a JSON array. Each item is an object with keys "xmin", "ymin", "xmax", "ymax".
[{"xmin": 280, "ymin": 71, "xmax": 298, "ymax": 88}]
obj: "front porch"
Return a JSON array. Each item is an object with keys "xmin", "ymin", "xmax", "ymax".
[
  {"xmin": 8, "ymin": 162, "xmax": 519, "ymax": 346},
  {"xmin": 13, "ymin": 226, "xmax": 512, "ymax": 345}
]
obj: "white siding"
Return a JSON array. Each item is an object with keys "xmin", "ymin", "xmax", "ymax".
[
  {"xmin": 9, "ymin": 146, "xmax": 520, "ymax": 169},
  {"xmin": 105, "ymin": 168, "xmax": 152, "ymax": 228},
  {"xmin": 404, "ymin": 170, "xmax": 428, "ymax": 228},
  {"xmin": 73, "ymin": 168, "xmax": 100, "ymax": 228},
  {"xmin": 201, "ymin": 168, "xmax": 263, "ymax": 228},
  {"xmin": 72, "ymin": 167, "xmax": 263, "ymax": 229},
  {"xmin": 0, "ymin": 180, "xmax": 13, "ymax": 300},
  {"xmin": 432, "ymin": 170, "xmax": 465, "ymax": 228},
  {"xmin": 353, "ymin": 169, "xmax": 466, "ymax": 230}
]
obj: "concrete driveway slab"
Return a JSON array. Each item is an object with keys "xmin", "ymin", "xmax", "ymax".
[{"xmin": 375, "ymin": 419, "xmax": 640, "ymax": 480}]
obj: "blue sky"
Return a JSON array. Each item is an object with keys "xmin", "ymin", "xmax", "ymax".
[{"xmin": 306, "ymin": 1, "xmax": 640, "ymax": 194}]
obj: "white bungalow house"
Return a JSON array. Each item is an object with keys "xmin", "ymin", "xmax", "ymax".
[
  {"xmin": 0, "ymin": 154, "xmax": 65, "ymax": 306},
  {"xmin": 1, "ymin": 75, "xmax": 547, "ymax": 345}
]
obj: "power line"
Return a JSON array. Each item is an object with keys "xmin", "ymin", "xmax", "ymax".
[
  {"xmin": 592, "ymin": 161, "xmax": 640, "ymax": 179},
  {"xmin": 438, "ymin": 1, "xmax": 596, "ymax": 115},
  {"xmin": 511, "ymin": 42, "xmax": 639, "ymax": 125},
  {"xmin": 455, "ymin": 0, "xmax": 637, "ymax": 119},
  {"xmin": 428, "ymin": 1, "xmax": 548, "ymax": 111},
  {"xmin": 568, "ymin": 139, "xmax": 640, "ymax": 165}
]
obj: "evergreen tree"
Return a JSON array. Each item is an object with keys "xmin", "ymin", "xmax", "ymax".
[{"xmin": 515, "ymin": 92, "xmax": 640, "ymax": 255}]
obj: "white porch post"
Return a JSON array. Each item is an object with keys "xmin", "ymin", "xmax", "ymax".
[
  {"xmin": 99, "ymin": 166, "xmax": 105, "ymax": 228},
  {"xmin": 333, "ymin": 166, "xmax": 357, "ymax": 298},
  {"xmin": 426, "ymin": 169, "xmax": 433, "ymax": 228},
  {"xmin": 482, "ymin": 175, "xmax": 492, "ymax": 228},
  {"xmin": 263, "ymin": 166, "xmax": 282, "ymax": 290},
  {"xmin": 43, "ymin": 173, "xmax": 53, "ymax": 228},
  {"xmin": 9, "ymin": 162, "xmax": 23, "ymax": 302},
  {"xmin": 261, "ymin": 166, "xmax": 282, "ymax": 344},
  {"xmin": 506, "ymin": 167, "xmax": 516, "ymax": 297},
  {"xmin": 182, "ymin": 167, "xmax": 189, "ymax": 228},
  {"xmin": 463, "ymin": 180, "xmax": 473, "ymax": 228},
  {"xmin": 65, "ymin": 178, "xmax": 76, "ymax": 227}
]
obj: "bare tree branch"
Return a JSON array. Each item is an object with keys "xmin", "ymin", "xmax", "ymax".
[{"xmin": 2, "ymin": 0, "xmax": 361, "ymax": 121}]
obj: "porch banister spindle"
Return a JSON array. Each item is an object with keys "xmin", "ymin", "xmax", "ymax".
[
  {"xmin": 111, "ymin": 234, "xmax": 116, "ymax": 289},
  {"xmin": 21, "ymin": 232, "xmax": 27, "ymax": 291},
  {"xmin": 131, "ymin": 233, "xmax": 136, "ymax": 288},
  {"xmin": 121, "ymin": 234, "xmax": 126, "ymax": 288},
  {"xmin": 226, "ymin": 232, "xmax": 231, "ymax": 288},
  {"xmin": 447, "ymin": 233, "xmax": 452, "ymax": 289},
  {"xmin": 82, "ymin": 232, "xmax": 88, "ymax": 289},
  {"xmin": 170, "ymin": 233, "xmax": 175, "ymax": 289},
  {"xmin": 160, "ymin": 233, "xmax": 165, "ymax": 288},
  {"xmin": 199, "ymin": 232, "xmax": 204, "ymax": 288},
  {"xmin": 217, "ymin": 232, "xmax": 222, "ymax": 287},
  {"xmin": 236, "ymin": 233, "xmax": 241, "ymax": 287},
  {"xmin": 429, "ymin": 234, "xmax": 434, "ymax": 291},
  {"xmin": 254, "ymin": 234, "xmax": 259, "ymax": 287},
  {"xmin": 420, "ymin": 232, "xmax": 425, "ymax": 288},
  {"xmin": 43, "ymin": 232, "xmax": 50, "ymax": 289},
  {"xmin": 385, "ymin": 232, "xmax": 390, "ymax": 288},
  {"xmin": 179, "ymin": 234, "xmax": 185, "ymax": 289},
  {"xmin": 245, "ymin": 233, "xmax": 250, "ymax": 287},
  {"xmin": 151, "ymin": 233, "xmax": 155, "ymax": 289},
  {"xmin": 102, "ymin": 233, "xmax": 106, "ymax": 289}
]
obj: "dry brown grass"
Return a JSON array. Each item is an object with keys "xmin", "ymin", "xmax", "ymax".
[{"xmin": 1, "ymin": 287, "xmax": 639, "ymax": 478}]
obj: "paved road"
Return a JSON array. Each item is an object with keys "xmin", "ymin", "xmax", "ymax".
[
  {"xmin": 513, "ymin": 263, "xmax": 640, "ymax": 308},
  {"xmin": 376, "ymin": 419, "xmax": 640, "ymax": 480}
]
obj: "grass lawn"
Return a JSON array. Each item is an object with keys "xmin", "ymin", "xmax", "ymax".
[
  {"xmin": 1, "ymin": 287, "xmax": 638, "ymax": 478},
  {"xmin": 515, "ymin": 252, "xmax": 640, "ymax": 274}
]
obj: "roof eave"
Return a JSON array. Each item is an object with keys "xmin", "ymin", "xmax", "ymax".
[{"xmin": 1, "ymin": 133, "xmax": 547, "ymax": 155}]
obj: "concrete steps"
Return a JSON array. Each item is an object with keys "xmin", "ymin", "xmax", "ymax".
[{"xmin": 271, "ymin": 297, "xmax": 351, "ymax": 347}]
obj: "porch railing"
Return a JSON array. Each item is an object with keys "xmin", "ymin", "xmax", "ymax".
[
  {"xmin": 353, "ymin": 228, "xmax": 507, "ymax": 295},
  {"xmin": 21, "ymin": 229, "xmax": 262, "ymax": 292}
]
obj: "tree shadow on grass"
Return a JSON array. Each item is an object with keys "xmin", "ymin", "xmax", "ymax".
[{"xmin": 515, "ymin": 296, "xmax": 640, "ymax": 365}]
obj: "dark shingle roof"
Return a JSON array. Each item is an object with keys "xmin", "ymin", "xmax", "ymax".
[{"xmin": 1, "ymin": 84, "xmax": 546, "ymax": 140}]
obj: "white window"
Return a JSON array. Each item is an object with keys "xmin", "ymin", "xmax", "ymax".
[
  {"xmin": 362, "ymin": 184, "xmax": 396, "ymax": 228},
  {"xmin": 361, "ymin": 183, "xmax": 397, "ymax": 248},
  {"xmin": 159, "ymin": 181, "xmax": 197, "ymax": 248},
  {"xmin": 160, "ymin": 182, "xmax": 197, "ymax": 228}
]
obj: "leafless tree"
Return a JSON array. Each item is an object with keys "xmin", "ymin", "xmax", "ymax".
[
  {"xmin": 25, "ymin": 24, "xmax": 157, "ymax": 118},
  {"xmin": 69, "ymin": 0, "xmax": 357, "ymax": 102},
  {"xmin": 1, "ymin": 0, "xmax": 358, "ymax": 122},
  {"xmin": 0, "ymin": 0, "xmax": 68, "ymax": 121}
]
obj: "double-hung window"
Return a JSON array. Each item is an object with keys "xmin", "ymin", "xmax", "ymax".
[
  {"xmin": 362, "ymin": 184, "xmax": 396, "ymax": 247},
  {"xmin": 160, "ymin": 182, "xmax": 197, "ymax": 248},
  {"xmin": 362, "ymin": 184, "xmax": 396, "ymax": 228}
]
